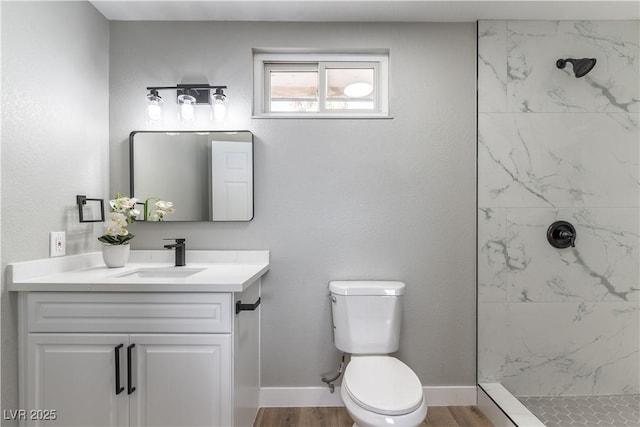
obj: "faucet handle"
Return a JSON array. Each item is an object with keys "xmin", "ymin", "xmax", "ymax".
[{"xmin": 163, "ymin": 238, "xmax": 185, "ymax": 244}]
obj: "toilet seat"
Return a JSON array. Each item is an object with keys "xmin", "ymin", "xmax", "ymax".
[{"xmin": 343, "ymin": 356, "xmax": 423, "ymax": 416}]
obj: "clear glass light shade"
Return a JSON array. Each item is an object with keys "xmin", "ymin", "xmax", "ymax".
[
  {"xmin": 178, "ymin": 94, "xmax": 196, "ymax": 122},
  {"xmin": 146, "ymin": 93, "xmax": 163, "ymax": 122},
  {"xmin": 211, "ymin": 91, "xmax": 227, "ymax": 120}
]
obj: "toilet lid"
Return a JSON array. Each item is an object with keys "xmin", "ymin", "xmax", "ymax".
[{"xmin": 343, "ymin": 356, "xmax": 423, "ymax": 416}]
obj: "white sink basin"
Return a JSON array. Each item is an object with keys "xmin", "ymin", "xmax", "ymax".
[{"xmin": 116, "ymin": 267, "xmax": 206, "ymax": 279}]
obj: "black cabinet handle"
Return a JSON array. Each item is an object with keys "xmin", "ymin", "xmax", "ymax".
[
  {"xmin": 127, "ymin": 343, "xmax": 136, "ymax": 395},
  {"xmin": 114, "ymin": 344, "xmax": 124, "ymax": 395},
  {"xmin": 236, "ymin": 297, "xmax": 261, "ymax": 315}
]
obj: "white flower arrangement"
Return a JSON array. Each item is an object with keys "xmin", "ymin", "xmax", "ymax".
[
  {"xmin": 97, "ymin": 193, "xmax": 175, "ymax": 245},
  {"xmin": 98, "ymin": 194, "xmax": 139, "ymax": 245}
]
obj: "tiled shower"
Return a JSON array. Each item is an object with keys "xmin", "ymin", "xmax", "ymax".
[{"xmin": 477, "ymin": 20, "xmax": 639, "ymax": 425}]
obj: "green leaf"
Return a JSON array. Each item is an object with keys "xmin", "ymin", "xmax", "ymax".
[{"xmin": 98, "ymin": 234, "xmax": 135, "ymax": 245}]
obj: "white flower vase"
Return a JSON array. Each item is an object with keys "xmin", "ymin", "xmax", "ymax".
[{"xmin": 102, "ymin": 244, "xmax": 131, "ymax": 268}]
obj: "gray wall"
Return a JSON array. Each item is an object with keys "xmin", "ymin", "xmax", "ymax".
[
  {"xmin": 110, "ymin": 21, "xmax": 477, "ymax": 387},
  {"xmin": 1, "ymin": 1, "xmax": 110, "ymax": 415}
]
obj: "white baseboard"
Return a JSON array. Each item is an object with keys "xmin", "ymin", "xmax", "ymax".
[
  {"xmin": 260, "ymin": 386, "xmax": 477, "ymax": 408},
  {"xmin": 260, "ymin": 387, "xmax": 344, "ymax": 407}
]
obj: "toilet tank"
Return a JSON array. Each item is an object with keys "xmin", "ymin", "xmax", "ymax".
[{"xmin": 329, "ymin": 281, "xmax": 405, "ymax": 354}]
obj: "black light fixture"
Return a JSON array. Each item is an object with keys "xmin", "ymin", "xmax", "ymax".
[{"xmin": 145, "ymin": 84, "xmax": 228, "ymax": 123}]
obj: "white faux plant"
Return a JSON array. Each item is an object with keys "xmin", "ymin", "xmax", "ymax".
[
  {"xmin": 97, "ymin": 194, "xmax": 176, "ymax": 245},
  {"xmin": 98, "ymin": 193, "xmax": 139, "ymax": 245}
]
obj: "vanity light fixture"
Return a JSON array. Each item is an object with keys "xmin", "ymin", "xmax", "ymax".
[{"xmin": 145, "ymin": 84, "xmax": 228, "ymax": 122}]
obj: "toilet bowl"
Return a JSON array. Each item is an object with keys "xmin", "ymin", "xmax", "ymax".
[
  {"xmin": 329, "ymin": 281, "xmax": 429, "ymax": 427},
  {"xmin": 341, "ymin": 356, "xmax": 428, "ymax": 427}
]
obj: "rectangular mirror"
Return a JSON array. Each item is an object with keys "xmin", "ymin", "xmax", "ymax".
[{"xmin": 130, "ymin": 131, "xmax": 254, "ymax": 222}]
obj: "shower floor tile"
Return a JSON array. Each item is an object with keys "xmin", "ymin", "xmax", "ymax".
[{"xmin": 517, "ymin": 394, "xmax": 640, "ymax": 427}]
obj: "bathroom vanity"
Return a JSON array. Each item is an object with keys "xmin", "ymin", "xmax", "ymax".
[{"xmin": 8, "ymin": 250, "xmax": 269, "ymax": 427}]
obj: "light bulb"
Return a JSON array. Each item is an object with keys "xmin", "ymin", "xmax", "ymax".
[
  {"xmin": 178, "ymin": 94, "xmax": 196, "ymax": 122},
  {"xmin": 211, "ymin": 88, "xmax": 227, "ymax": 120},
  {"xmin": 147, "ymin": 102, "xmax": 161, "ymax": 121},
  {"xmin": 212, "ymin": 100, "xmax": 226, "ymax": 120},
  {"xmin": 181, "ymin": 101, "xmax": 194, "ymax": 121}
]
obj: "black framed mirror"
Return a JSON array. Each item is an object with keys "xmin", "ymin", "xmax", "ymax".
[{"xmin": 130, "ymin": 131, "xmax": 254, "ymax": 222}]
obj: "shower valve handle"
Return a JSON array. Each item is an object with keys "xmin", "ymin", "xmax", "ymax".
[
  {"xmin": 558, "ymin": 230, "xmax": 576, "ymax": 247},
  {"xmin": 547, "ymin": 221, "xmax": 577, "ymax": 249}
]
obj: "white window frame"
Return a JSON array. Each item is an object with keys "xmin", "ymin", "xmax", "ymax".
[
  {"xmin": 253, "ymin": 52, "xmax": 390, "ymax": 118},
  {"xmin": 264, "ymin": 62, "xmax": 320, "ymax": 112}
]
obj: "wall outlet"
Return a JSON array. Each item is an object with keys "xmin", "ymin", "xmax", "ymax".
[{"xmin": 49, "ymin": 231, "xmax": 66, "ymax": 257}]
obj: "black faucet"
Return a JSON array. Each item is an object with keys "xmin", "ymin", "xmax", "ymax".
[{"xmin": 163, "ymin": 238, "xmax": 186, "ymax": 266}]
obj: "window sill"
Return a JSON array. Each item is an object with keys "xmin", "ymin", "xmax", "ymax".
[{"xmin": 251, "ymin": 113, "xmax": 393, "ymax": 119}]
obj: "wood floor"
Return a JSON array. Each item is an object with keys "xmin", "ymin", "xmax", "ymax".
[{"xmin": 254, "ymin": 406, "xmax": 494, "ymax": 427}]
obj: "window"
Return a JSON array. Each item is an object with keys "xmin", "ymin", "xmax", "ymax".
[
  {"xmin": 253, "ymin": 52, "xmax": 389, "ymax": 118},
  {"xmin": 266, "ymin": 63, "xmax": 319, "ymax": 112}
]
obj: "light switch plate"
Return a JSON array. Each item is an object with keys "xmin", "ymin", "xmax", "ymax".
[{"xmin": 49, "ymin": 231, "xmax": 66, "ymax": 257}]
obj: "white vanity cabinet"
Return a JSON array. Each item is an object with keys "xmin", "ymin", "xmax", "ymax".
[{"xmin": 17, "ymin": 284, "xmax": 261, "ymax": 427}]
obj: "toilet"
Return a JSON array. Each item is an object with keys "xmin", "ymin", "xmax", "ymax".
[{"xmin": 329, "ymin": 281, "xmax": 428, "ymax": 427}]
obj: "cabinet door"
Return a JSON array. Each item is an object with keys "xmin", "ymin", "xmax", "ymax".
[
  {"xmin": 26, "ymin": 334, "xmax": 129, "ymax": 427},
  {"xmin": 234, "ymin": 282, "xmax": 261, "ymax": 427},
  {"xmin": 128, "ymin": 334, "xmax": 232, "ymax": 427}
]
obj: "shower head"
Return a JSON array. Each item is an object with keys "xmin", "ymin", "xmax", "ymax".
[{"xmin": 556, "ymin": 58, "xmax": 597, "ymax": 78}]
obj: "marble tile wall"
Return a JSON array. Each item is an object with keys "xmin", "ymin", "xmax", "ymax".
[{"xmin": 477, "ymin": 20, "xmax": 640, "ymax": 396}]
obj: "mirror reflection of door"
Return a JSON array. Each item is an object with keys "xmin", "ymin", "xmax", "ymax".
[{"xmin": 210, "ymin": 140, "xmax": 253, "ymax": 221}]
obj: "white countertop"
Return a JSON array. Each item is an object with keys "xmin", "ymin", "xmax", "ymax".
[{"xmin": 8, "ymin": 250, "xmax": 269, "ymax": 293}]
